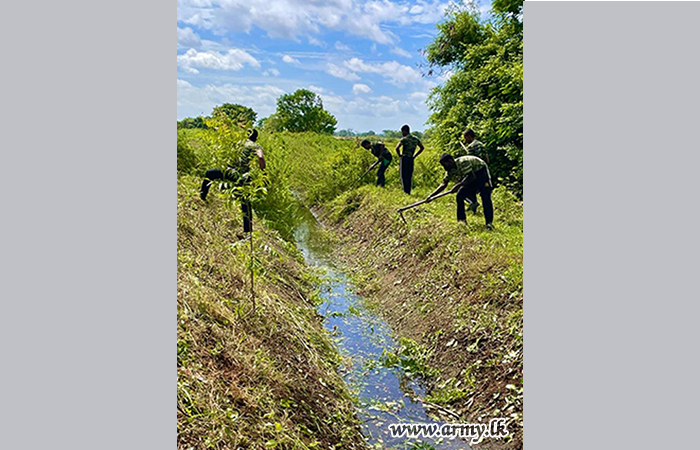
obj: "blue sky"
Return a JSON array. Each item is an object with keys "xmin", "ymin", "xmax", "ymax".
[{"xmin": 177, "ymin": 0, "xmax": 491, "ymax": 132}]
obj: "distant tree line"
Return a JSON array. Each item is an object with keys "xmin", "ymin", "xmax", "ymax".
[
  {"xmin": 178, "ymin": 89, "xmax": 338, "ymax": 135},
  {"xmin": 334, "ymin": 129, "xmax": 429, "ymax": 139}
]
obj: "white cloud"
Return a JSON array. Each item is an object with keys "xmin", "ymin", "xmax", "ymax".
[
  {"xmin": 177, "ymin": 27, "xmax": 201, "ymax": 48},
  {"xmin": 326, "ymin": 63, "xmax": 361, "ymax": 81},
  {"xmin": 282, "ymin": 55, "xmax": 301, "ymax": 65},
  {"xmin": 335, "ymin": 41, "xmax": 351, "ymax": 51},
  {"xmin": 343, "ymin": 57, "xmax": 422, "ymax": 86},
  {"xmin": 308, "ymin": 85, "xmax": 326, "ymax": 93},
  {"xmin": 263, "ymin": 68, "xmax": 281, "ymax": 77},
  {"xmin": 315, "ymin": 89, "xmax": 430, "ymax": 130},
  {"xmin": 390, "ymin": 46, "xmax": 413, "ymax": 58},
  {"xmin": 177, "ymin": 0, "xmax": 449, "ymax": 45},
  {"xmin": 177, "ymin": 79, "xmax": 285, "ymax": 119},
  {"xmin": 177, "ymin": 48, "xmax": 260, "ymax": 74},
  {"xmin": 308, "ymin": 36, "xmax": 325, "ymax": 47},
  {"xmin": 352, "ymin": 83, "xmax": 372, "ymax": 95}
]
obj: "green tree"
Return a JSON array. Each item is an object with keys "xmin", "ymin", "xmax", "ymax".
[
  {"xmin": 212, "ymin": 103, "xmax": 257, "ymax": 128},
  {"xmin": 269, "ymin": 89, "xmax": 337, "ymax": 134},
  {"xmin": 424, "ymin": 0, "xmax": 523, "ymax": 197},
  {"xmin": 177, "ymin": 116, "xmax": 208, "ymax": 129}
]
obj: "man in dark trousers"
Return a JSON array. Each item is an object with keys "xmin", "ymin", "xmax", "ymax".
[
  {"xmin": 361, "ymin": 139, "xmax": 392, "ymax": 187},
  {"xmin": 395, "ymin": 124, "xmax": 424, "ymax": 194},
  {"xmin": 426, "ymin": 153, "xmax": 493, "ymax": 229},
  {"xmin": 200, "ymin": 129, "xmax": 266, "ymax": 233}
]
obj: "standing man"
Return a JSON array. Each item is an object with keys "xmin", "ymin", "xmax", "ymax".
[
  {"xmin": 395, "ymin": 124, "xmax": 424, "ymax": 194},
  {"xmin": 426, "ymin": 153, "xmax": 493, "ymax": 230},
  {"xmin": 360, "ymin": 139, "xmax": 392, "ymax": 187},
  {"xmin": 463, "ymin": 128, "xmax": 489, "ymax": 164},
  {"xmin": 200, "ymin": 129, "xmax": 266, "ymax": 233}
]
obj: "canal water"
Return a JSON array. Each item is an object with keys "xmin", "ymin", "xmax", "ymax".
[{"xmin": 293, "ymin": 209, "xmax": 471, "ymax": 450}]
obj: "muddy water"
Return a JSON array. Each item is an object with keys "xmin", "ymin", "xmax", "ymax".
[{"xmin": 294, "ymin": 209, "xmax": 471, "ymax": 450}]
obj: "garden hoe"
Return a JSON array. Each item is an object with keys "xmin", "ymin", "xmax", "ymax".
[{"xmin": 397, "ymin": 190, "xmax": 453, "ymax": 224}]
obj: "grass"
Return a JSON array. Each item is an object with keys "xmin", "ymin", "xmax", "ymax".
[
  {"xmin": 178, "ymin": 127, "xmax": 523, "ymax": 449},
  {"xmin": 177, "ymin": 175, "xmax": 366, "ymax": 450}
]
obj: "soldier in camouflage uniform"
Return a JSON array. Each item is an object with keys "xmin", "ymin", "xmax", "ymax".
[
  {"xmin": 199, "ymin": 129, "xmax": 266, "ymax": 233},
  {"xmin": 426, "ymin": 153, "xmax": 493, "ymax": 229},
  {"xmin": 395, "ymin": 124, "xmax": 425, "ymax": 194},
  {"xmin": 463, "ymin": 128, "xmax": 489, "ymax": 164},
  {"xmin": 361, "ymin": 139, "xmax": 392, "ymax": 187}
]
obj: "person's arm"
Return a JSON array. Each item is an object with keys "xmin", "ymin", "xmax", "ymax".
[
  {"xmin": 426, "ymin": 181, "xmax": 448, "ymax": 201},
  {"xmin": 413, "ymin": 140, "xmax": 425, "ymax": 158},
  {"xmin": 256, "ymin": 147, "xmax": 266, "ymax": 172},
  {"xmin": 395, "ymin": 140, "xmax": 403, "ymax": 158},
  {"xmin": 449, "ymin": 171, "xmax": 476, "ymax": 193}
]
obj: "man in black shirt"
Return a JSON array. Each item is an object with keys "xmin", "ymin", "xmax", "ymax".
[{"xmin": 361, "ymin": 139, "xmax": 392, "ymax": 187}]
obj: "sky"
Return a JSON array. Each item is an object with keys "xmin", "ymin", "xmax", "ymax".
[{"xmin": 177, "ymin": 0, "xmax": 492, "ymax": 132}]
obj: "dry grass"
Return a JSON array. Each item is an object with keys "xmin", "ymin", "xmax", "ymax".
[
  {"xmin": 177, "ymin": 176, "xmax": 366, "ymax": 450},
  {"xmin": 320, "ymin": 185, "xmax": 523, "ymax": 450}
]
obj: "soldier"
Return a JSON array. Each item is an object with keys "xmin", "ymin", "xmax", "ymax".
[
  {"xmin": 360, "ymin": 139, "xmax": 392, "ymax": 187},
  {"xmin": 463, "ymin": 128, "xmax": 489, "ymax": 163},
  {"xmin": 426, "ymin": 153, "xmax": 493, "ymax": 229},
  {"xmin": 395, "ymin": 124, "xmax": 425, "ymax": 194},
  {"xmin": 199, "ymin": 129, "xmax": 266, "ymax": 233}
]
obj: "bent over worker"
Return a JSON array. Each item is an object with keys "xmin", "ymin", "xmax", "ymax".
[
  {"xmin": 200, "ymin": 129, "xmax": 266, "ymax": 233},
  {"xmin": 395, "ymin": 124, "xmax": 424, "ymax": 194},
  {"xmin": 426, "ymin": 153, "xmax": 493, "ymax": 229},
  {"xmin": 361, "ymin": 139, "xmax": 392, "ymax": 187}
]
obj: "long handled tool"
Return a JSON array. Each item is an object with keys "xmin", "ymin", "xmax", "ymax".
[
  {"xmin": 397, "ymin": 190, "xmax": 453, "ymax": 224},
  {"xmin": 351, "ymin": 161, "xmax": 379, "ymax": 188}
]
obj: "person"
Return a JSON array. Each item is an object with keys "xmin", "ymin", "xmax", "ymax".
[
  {"xmin": 199, "ymin": 129, "xmax": 266, "ymax": 233},
  {"xmin": 463, "ymin": 128, "xmax": 489, "ymax": 163},
  {"xmin": 395, "ymin": 124, "xmax": 424, "ymax": 194},
  {"xmin": 426, "ymin": 153, "xmax": 493, "ymax": 229},
  {"xmin": 360, "ymin": 139, "xmax": 392, "ymax": 187}
]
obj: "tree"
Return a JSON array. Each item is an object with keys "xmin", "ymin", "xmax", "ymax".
[
  {"xmin": 212, "ymin": 103, "xmax": 257, "ymax": 128},
  {"xmin": 424, "ymin": 0, "xmax": 523, "ymax": 197},
  {"xmin": 177, "ymin": 116, "xmax": 207, "ymax": 129},
  {"xmin": 268, "ymin": 89, "xmax": 337, "ymax": 134}
]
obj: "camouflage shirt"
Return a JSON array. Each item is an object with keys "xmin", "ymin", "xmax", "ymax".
[
  {"xmin": 467, "ymin": 140, "xmax": 487, "ymax": 160},
  {"xmin": 237, "ymin": 139, "xmax": 262, "ymax": 174},
  {"xmin": 371, "ymin": 142, "xmax": 392, "ymax": 164},
  {"xmin": 443, "ymin": 155, "xmax": 487, "ymax": 184},
  {"xmin": 399, "ymin": 134, "xmax": 422, "ymax": 158}
]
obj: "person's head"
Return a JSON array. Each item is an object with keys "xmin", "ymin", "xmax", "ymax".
[
  {"xmin": 248, "ymin": 128, "xmax": 259, "ymax": 142},
  {"xmin": 361, "ymin": 139, "xmax": 371, "ymax": 150},
  {"xmin": 463, "ymin": 128, "xmax": 475, "ymax": 144},
  {"xmin": 401, "ymin": 124, "xmax": 410, "ymax": 136},
  {"xmin": 439, "ymin": 153, "xmax": 455, "ymax": 170}
]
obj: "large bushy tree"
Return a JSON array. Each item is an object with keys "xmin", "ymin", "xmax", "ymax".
[
  {"xmin": 425, "ymin": 0, "xmax": 523, "ymax": 197},
  {"xmin": 212, "ymin": 103, "xmax": 257, "ymax": 128},
  {"xmin": 265, "ymin": 89, "xmax": 337, "ymax": 134}
]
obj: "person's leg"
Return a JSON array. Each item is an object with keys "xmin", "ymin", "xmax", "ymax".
[
  {"xmin": 456, "ymin": 185, "xmax": 468, "ymax": 221},
  {"xmin": 402, "ymin": 156, "xmax": 414, "ymax": 194},
  {"xmin": 480, "ymin": 187, "xmax": 494, "ymax": 226},
  {"xmin": 200, "ymin": 169, "xmax": 224, "ymax": 200},
  {"xmin": 377, "ymin": 161, "xmax": 388, "ymax": 187},
  {"xmin": 241, "ymin": 198, "xmax": 252, "ymax": 233}
]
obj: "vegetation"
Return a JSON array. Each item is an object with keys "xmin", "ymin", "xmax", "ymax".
[
  {"xmin": 261, "ymin": 89, "xmax": 337, "ymax": 135},
  {"xmin": 177, "ymin": 175, "xmax": 365, "ymax": 449},
  {"xmin": 212, "ymin": 103, "xmax": 257, "ymax": 128},
  {"xmin": 424, "ymin": 0, "xmax": 523, "ymax": 197},
  {"xmin": 246, "ymin": 129, "xmax": 523, "ymax": 448},
  {"xmin": 177, "ymin": 1, "xmax": 524, "ymax": 447}
]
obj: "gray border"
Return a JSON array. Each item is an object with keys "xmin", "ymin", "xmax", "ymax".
[
  {"xmin": 0, "ymin": 0, "xmax": 174, "ymax": 448},
  {"xmin": 525, "ymin": 2, "xmax": 700, "ymax": 449}
]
